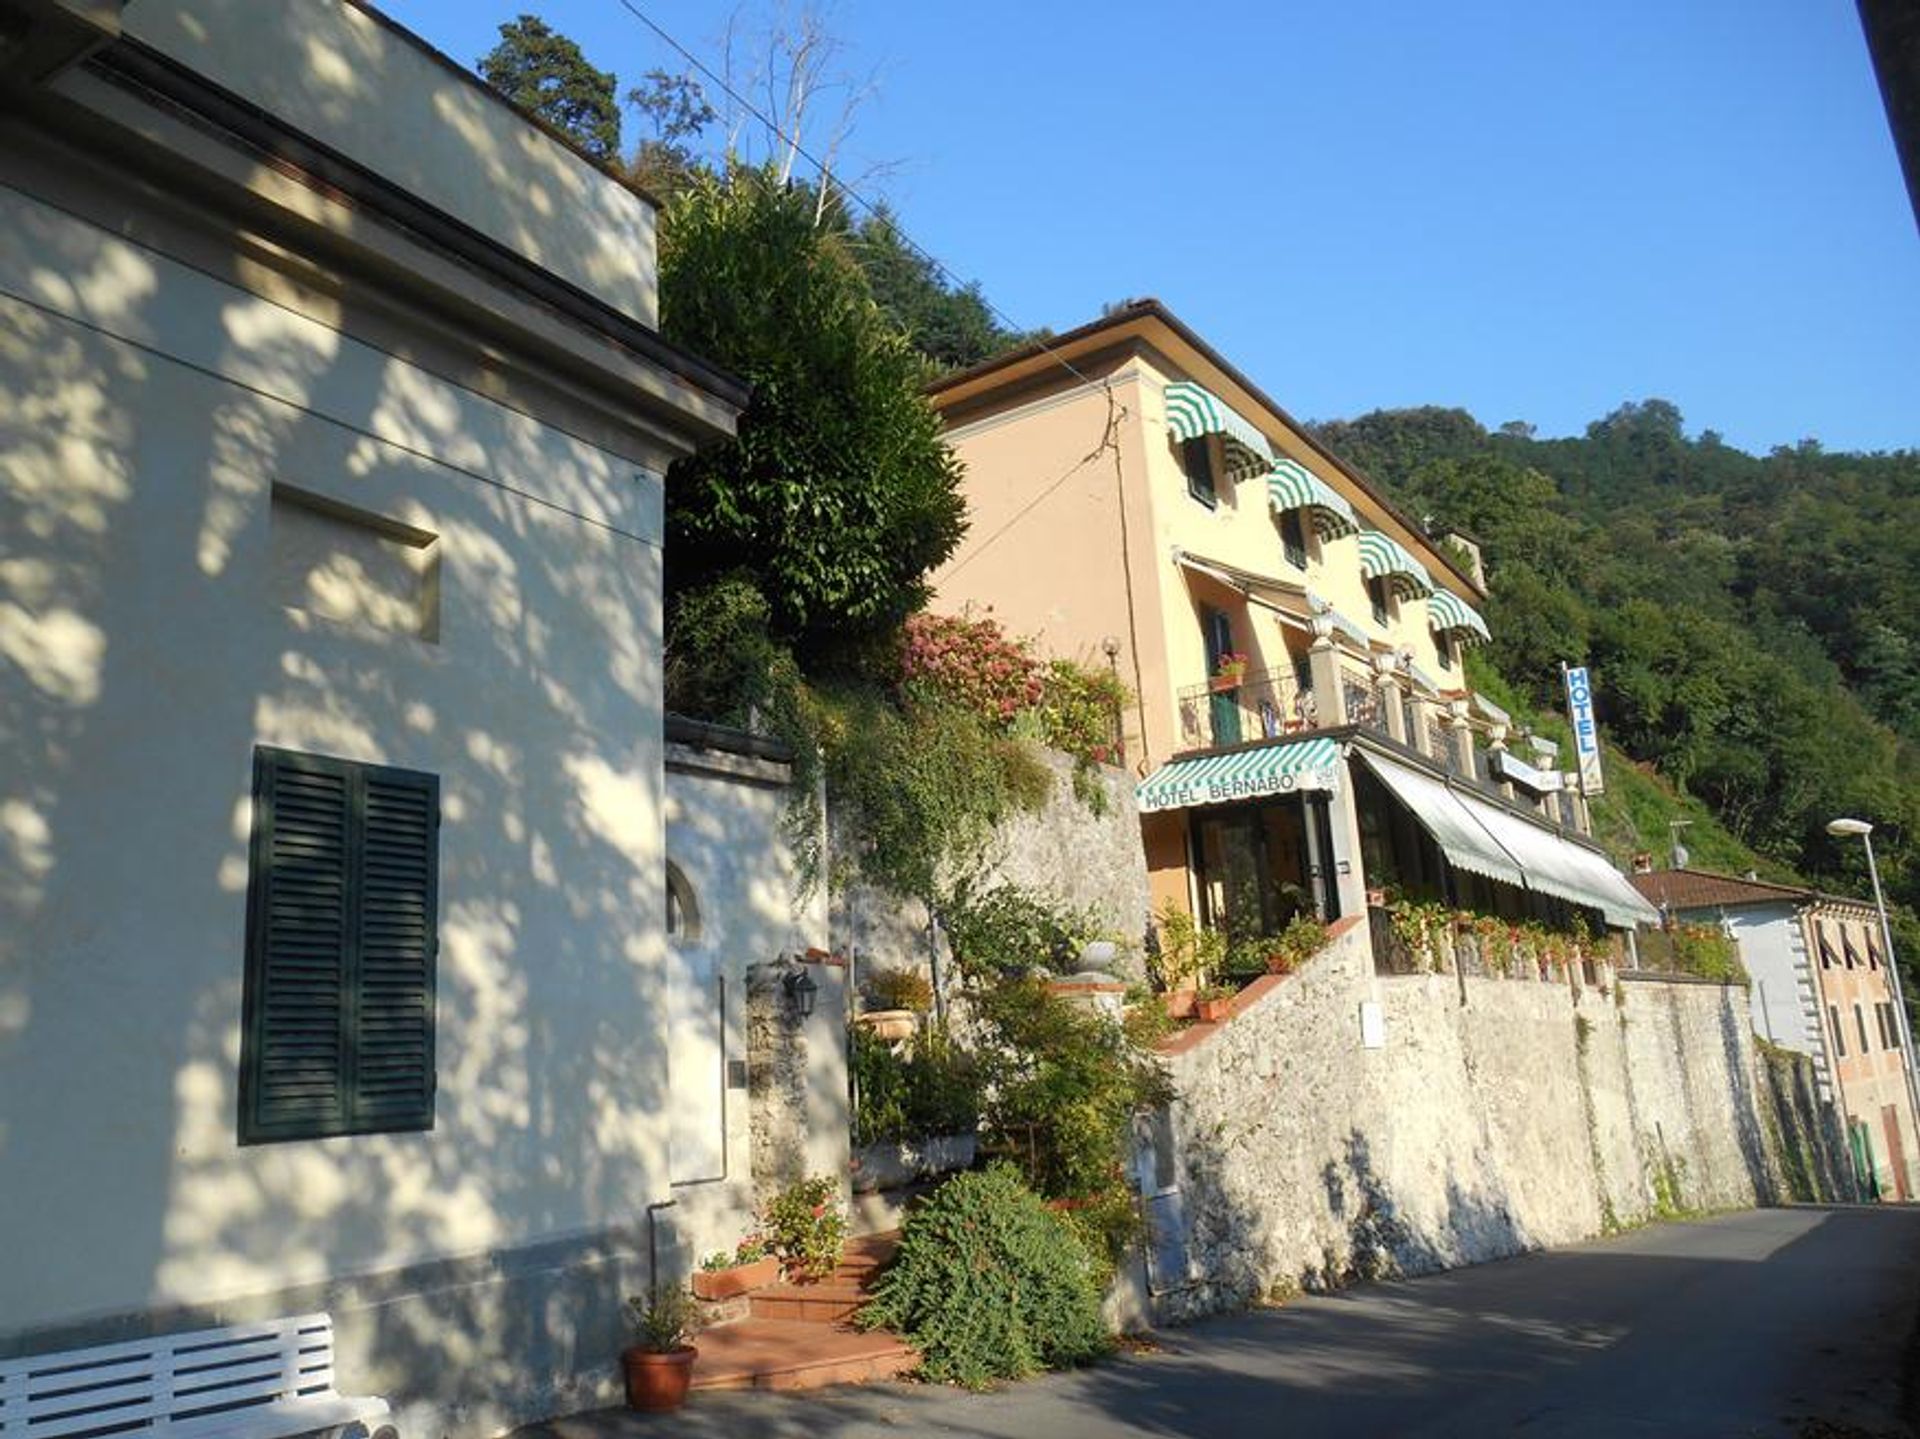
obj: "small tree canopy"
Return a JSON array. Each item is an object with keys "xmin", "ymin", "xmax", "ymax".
[
  {"xmin": 478, "ymin": 15, "xmax": 622, "ymax": 164},
  {"xmin": 659, "ymin": 166, "xmax": 967, "ymax": 667}
]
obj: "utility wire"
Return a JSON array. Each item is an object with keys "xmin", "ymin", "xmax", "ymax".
[{"xmin": 609, "ymin": 0, "xmax": 1105, "ymax": 395}]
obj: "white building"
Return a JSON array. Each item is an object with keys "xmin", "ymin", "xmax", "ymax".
[{"xmin": 0, "ymin": 1, "xmax": 778, "ymax": 1431}]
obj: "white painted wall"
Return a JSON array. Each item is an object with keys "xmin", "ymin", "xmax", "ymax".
[
  {"xmin": 119, "ymin": 0, "xmax": 661, "ymax": 328},
  {"xmin": 0, "ymin": 173, "xmax": 680, "ymax": 1334},
  {"xmin": 1723, "ymin": 904, "xmax": 1820, "ymax": 1057}
]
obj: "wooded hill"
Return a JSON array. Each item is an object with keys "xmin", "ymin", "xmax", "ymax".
[{"xmin": 1309, "ymin": 404, "xmax": 1920, "ymax": 957}]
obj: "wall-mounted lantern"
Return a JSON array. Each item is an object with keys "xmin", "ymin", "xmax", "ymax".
[{"xmin": 782, "ymin": 966, "xmax": 819, "ymax": 1020}]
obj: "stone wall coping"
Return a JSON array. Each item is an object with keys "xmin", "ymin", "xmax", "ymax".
[
  {"xmin": 1617, "ymin": 969, "xmax": 1746, "ymax": 989},
  {"xmin": 1158, "ymin": 915, "xmax": 1363, "ymax": 1057}
]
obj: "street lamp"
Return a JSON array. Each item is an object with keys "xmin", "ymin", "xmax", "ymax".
[{"xmin": 1827, "ymin": 817, "xmax": 1920, "ymax": 1144}]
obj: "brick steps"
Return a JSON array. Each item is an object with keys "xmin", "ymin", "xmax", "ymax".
[
  {"xmin": 688, "ymin": 1319, "xmax": 917, "ymax": 1392},
  {"xmin": 690, "ymin": 1230, "xmax": 914, "ymax": 1394}
]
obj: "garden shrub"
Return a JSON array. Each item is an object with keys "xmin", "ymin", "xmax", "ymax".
[
  {"xmin": 763, "ymin": 1174, "xmax": 847, "ymax": 1279},
  {"xmin": 858, "ymin": 1165, "xmax": 1110, "ymax": 1387},
  {"xmin": 851, "ymin": 1025, "xmax": 983, "ymax": 1147},
  {"xmin": 863, "ymin": 964, "xmax": 935, "ymax": 1013}
]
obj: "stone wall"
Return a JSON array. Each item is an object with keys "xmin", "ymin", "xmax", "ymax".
[
  {"xmin": 1155, "ymin": 925, "xmax": 1843, "ymax": 1322},
  {"xmin": 834, "ymin": 750, "xmax": 1151, "ymax": 985}
]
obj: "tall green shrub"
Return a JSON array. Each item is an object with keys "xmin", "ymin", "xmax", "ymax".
[{"xmin": 858, "ymin": 1165, "xmax": 1109, "ymax": 1387}]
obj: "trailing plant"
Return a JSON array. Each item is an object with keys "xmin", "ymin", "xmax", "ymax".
[
  {"xmin": 626, "ymin": 1287, "xmax": 694, "ymax": 1353},
  {"xmin": 698, "ymin": 1233, "xmax": 771, "ymax": 1271},
  {"xmin": 1268, "ymin": 914, "xmax": 1328, "ymax": 973},
  {"xmin": 900, "ymin": 611, "xmax": 1042, "ymax": 723},
  {"xmin": 762, "ymin": 1174, "xmax": 847, "ymax": 1280},
  {"xmin": 1666, "ymin": 922, "xmax": 1747, "ymax": 984},
  {"xmin": 863, "ymin": 964, "xmax": 935, "ymax": 1013},
  {"xmin": 939, "ymin": 879, "xmax": 1097, "ymax": 979},
  {"xmin": 857, "ymin": 1164, "xmax": 1110, "ymax": 1387},
  {"xmin": 1035, "ymin": 659, "xmax": 1130, "ymax": 808}
]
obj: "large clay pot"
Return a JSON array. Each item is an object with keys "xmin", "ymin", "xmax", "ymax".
[
  {"xmin": 622, "ymin": 1346, "xmax": 697, "ymax": 1413},
  {"xmin": 855, "ymin": 1008, "xmax": 917, "ymax": 1041},
  {"xmin": 690, "ymin": 1255, "xmax": 781, "ymax": 1301}
]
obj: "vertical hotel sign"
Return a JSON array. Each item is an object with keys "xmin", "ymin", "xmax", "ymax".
[{"xmin": 1564, "ymin": 665, "xmax": 1604, "ymax": 796}]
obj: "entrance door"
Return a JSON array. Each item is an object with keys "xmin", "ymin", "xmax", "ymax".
[
  {"xmin": 1849, "ymin": 1120, "xmax": 1880, "ymax": 1201},
  {"xmin": 1883, "ymin": 1105, "xmax": 1911, "ymax": 1201},
  {"xmin": 1202, "ymin": 608, "xmax": 1241, "ymax": 747}
]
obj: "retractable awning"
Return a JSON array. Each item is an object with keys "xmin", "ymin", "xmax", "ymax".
[
  {"xmin": 1137, "ymin": 737, "xmax": 1340, "ymax": 814},
  {"xmin": 1267, "ymin": 458, "xmax": 1360, "ymax": 540},
  {"xmin": 1358, "ymin": 749, "xmax": 1658, "ymax": 929},
  {"xmin": 1357, "ymin": 529, "xmax": 1435, "ymax": 600},
  {"xmin": 1163, "ymin": 381, "xmax": 1273, "ymax": 482},
  {"xmin": 1357, "ymin": 752, "xmax": 1526, "ymax": 889},
  {"xmin": 1428, "ymin": 587, "xmax": 1492, "ymax": 644}
]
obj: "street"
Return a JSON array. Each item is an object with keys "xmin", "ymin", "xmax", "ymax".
[{"xmin": 532, "ymin": 1206, "xmax": 1920, "ymax": 1438}]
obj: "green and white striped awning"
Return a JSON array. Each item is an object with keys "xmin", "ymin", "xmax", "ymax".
[
  {"xmin": 1137, "ymin": 737, "xmax": 1340, "ymax": 813},
  {"xmin": 1267, "ymin": 458, "xmax": 1360, "ymax": 540},
  {"xmin": 1356, "ymin": 529, "xmax": 1435, "ymax": 600},
  {"xmin": 1164, "ymin": 381, "xmax": 1273, "ymax": 483},
  {"xmin": 1427, "ymin": 587, "xmax": 1492, "ymax": 643}
]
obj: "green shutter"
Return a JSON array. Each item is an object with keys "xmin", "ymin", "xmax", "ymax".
[{"xmin": 242, "ymin": 749, "xmax": 437, "ymax": 1143}]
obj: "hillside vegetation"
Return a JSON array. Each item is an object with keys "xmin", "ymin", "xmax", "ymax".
[{"xmin": 1311, "ymin": 405, "xmax": 1919, "ymax": 962}]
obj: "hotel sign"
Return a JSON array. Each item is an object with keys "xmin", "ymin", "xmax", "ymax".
[
  {"xmin": 1135, "ymin": 764, "xmax": 1340, "ymax": 814},
  {"xmin": 1491, "ymin": 749, "xmax": 1563, "ymax": 795},
  {"xmin": 1564, "ymin": 665, "xmax": 1605, "ymax": 796}
]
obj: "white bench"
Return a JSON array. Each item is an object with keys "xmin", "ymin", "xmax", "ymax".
[{"xmin": 0, "ymin": 1314, "xmax": 392, "ymax": 1439}]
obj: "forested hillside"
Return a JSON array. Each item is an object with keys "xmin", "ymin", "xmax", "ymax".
[{"xmin": 1311, "ymin": 404, "xmax": 1920, "ymax": 953}]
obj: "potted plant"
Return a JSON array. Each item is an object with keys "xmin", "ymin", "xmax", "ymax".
[
  {"xmin": 621, "ymin": 1287, "xmax": 696, "ymax": 1413},
  {"xmin": 1194, "ymin": 984, "xmax": 1236, "ymax": 1024},
  {"xmin": 690, "ymin": 1235, "xmax": 780, "ymax": 1300},
  {"xmin": 855, "ymin": 964, "xmax": 930, "ymax": 1042},
  {"xmin": 765, "ymin": 1174, "xmax": 847, "ymax": 1282},
  {"xmin": 1210, "ymin": 651, "xmax": 1249, "ymax": 691},
  {"xmin": 1150, "ymin": 902, "xmax": 1226, "ymax": 1018}
]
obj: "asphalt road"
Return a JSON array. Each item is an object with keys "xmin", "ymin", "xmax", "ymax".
[{"xmin": 537, "ymin": 1206, "xmax": 1920, "ymax": 1438}]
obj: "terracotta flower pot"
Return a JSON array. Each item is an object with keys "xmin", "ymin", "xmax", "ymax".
[
  {"xmin": 856, "ymin": 1009, "xmax": 917, "ymax": 1042},
  {"xmin": 1162, "ymin": 989, "xmax": 1197, "ymax": 1020},
  {"xmin": 622, "ymin": 1345, "xmax": 697, "ymax": 1413},
  {"xmin": 690, "ymin": 1255, "xmax": 781, "ymax": 1301},
  {"xmin": 1195, "ymin": 996, "xmax": 1234, "ymax": 1024}
]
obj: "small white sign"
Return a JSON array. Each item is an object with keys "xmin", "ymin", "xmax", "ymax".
[{"xmin": 1360, "ymin": 1000, "xmax": 1385, "ymax": 1050}]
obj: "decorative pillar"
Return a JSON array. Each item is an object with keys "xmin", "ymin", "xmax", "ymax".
[
  {"xmin": 1447, "ymin": 699, "xmax": 1476, "ymax": 776},
  {"xmin": 1377, "ymin": 654, "xmax": 1407, "ymax": 744},
  {"xmin": 1307, "ymin": 613, "xmax": 1347, "ymax": 725}
]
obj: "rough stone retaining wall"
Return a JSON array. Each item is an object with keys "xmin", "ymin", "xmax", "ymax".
[
  {"xmin": 834, "ymin": 751, "xmax": 1150, "ymax": 981},
  {"xmin": 1157, "ymin": 923, "xmax": 1846, "ymax": 1322}
]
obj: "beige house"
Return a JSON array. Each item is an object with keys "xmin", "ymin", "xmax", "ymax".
[
  {"xmin": 931, "ymin": 301, "xmax": 1652, "ymax": 949},
  {"xmin": 0, "ymin": 2, "xmax": 799, "ymax": 1433},
  {"xmin": 1632, "ymin": 869, "xmax": 1917, "ymax": 1200}
]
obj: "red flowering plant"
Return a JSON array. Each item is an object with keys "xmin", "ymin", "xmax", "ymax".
[{"xmin": 899, "ymin": 612, "xmax": 1043, "ymax": 724}]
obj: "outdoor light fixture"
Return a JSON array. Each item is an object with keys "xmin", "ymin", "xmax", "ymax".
[
  {"xmin": 1826, "ymin": 816, "xmax": 1920, "ymax": 1127},
  {"xmin": 782, "ymin": 966, "xmax": 819, "ymax": 1020}
]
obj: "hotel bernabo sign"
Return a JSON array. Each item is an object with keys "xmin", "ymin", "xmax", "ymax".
[{"xmin": 1136, "ymin": 738, "xmax": 1341, "ymax": 814}]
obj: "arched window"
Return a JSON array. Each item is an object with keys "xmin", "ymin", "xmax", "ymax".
[{"xmin": 666, "ymin": 860, "xmax": 701, "ymax": 944}]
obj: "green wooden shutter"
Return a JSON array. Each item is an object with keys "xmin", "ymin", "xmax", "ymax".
[{"xmin": 242, "ymin": 749, "xmax": 438, "ymax": 1143}]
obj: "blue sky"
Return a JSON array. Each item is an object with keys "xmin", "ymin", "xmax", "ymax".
[{"xmin": 389, "ymin": 1, "xmax": 1918, "ymax": 454}]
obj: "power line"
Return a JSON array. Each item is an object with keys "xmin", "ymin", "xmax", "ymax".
[{"xmin": 608, "ymin": 0, "xmax": 1104, "ymax": 394}]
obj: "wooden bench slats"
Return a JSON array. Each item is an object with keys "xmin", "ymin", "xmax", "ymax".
[{"xmin": 0, "ymin": 1316, "xmax": 385, "ymax": 1439}]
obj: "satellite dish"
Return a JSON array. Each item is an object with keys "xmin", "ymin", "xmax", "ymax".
[{"xmin": 1672, "ymin": 843, "xmax": 1691, "ymax": 869}]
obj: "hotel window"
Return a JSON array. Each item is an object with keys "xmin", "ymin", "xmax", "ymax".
[
  {"xmin": 1856, "ymin": 1004, "xmax": 1871, "ymax": 1055},
  {"xmin": 1279, "ymin": 509, "xmax": 1308, "ymax": 570},
  {"xmin": 1181, "ymin": 436, "xmax": 1218, "ymax": 508},
  {"xmin": 1436, "ymin": 635, "xmax": 1455, "ymax": 673},
  {"xmin": 1367, "ymin": 577, "xmax": 1392, "ymax": 628},
  {"xmin": 1830, "ymin": 1004, "xmax": 1847, "ymax": 1058}
]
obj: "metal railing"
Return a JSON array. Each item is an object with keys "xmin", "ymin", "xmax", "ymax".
[
  {"xmin": 1177, "ymin": 665, "xmax": 1315, "ymax": 749},
  {"xmin": 1344, "ymin": 672, "xmax": 1391, "ymax": 738}
]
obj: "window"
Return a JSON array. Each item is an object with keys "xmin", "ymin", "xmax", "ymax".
[
  {"xmin": 1278, "ymin": 509, "xmax": 1308, "ymax": 570},
  {"xmin": 1857, "ymin": 1004, "xmax": 1871, "ymax": 1055},
  {"xmin": 1181, "ymin": 436, "xmax": 1218, "ymax": 508},
  {"xmin": 666, "ymin": 860, "xmax": 701, "ymax": 943},
  {"xmin": 241, "ymin": 747, "xmax": 438, "ymax": 1143},
  {"xmin": 1367, "ymin": 577, "xmax": 1391, "ymax": 628},
  {"xmin": 1879, "ymin": 1003, "xmax": 1896, "ymax": 1050},
  {"xmin": 1868, "ymin": 933, "xmax": 1884, "ymax": 970},
  {"xmin": 1816, "ymin": 921, "xmax": 1840, "ymax": 969},
  {"xmin": 1830, "ymin": 1004, "xmax": 1847, "ymax": 1058},
  {"xmin": 1436, "ymin": 635, "xmax": 1455, "ymax": 672},
  {"xmin": 1841, "ymin": 928, "xmax": 1861, "ymax": 969}
]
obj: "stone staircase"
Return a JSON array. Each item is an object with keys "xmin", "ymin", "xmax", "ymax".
[{"xmin": 689, "ymin": 1233, "xmax": 918, "ymax": 1393}]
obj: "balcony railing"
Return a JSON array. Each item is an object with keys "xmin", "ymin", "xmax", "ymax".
[
  {"xmin": 1344, "ymin": 672, "xmax": 1390, "ymax": 739},
  {"xmin": 1177, "ymin": 665, "xmax": 1315, "ymax": 749}
]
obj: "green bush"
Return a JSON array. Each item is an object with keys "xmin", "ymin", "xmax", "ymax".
[
  {"xmin": 852, "ymin": 1025, "xmax": 983, "ymax": 1147},
  {"xmin": 858, "ymin": 1165, "xmax": 1110, "ymax": 1387},
  {"xmin": 863, "ymin": 964, "xmax": 935, "ymax": 1013},
  {"xmin": 939, "ymin": 879, "xmax": 1096, "ymax": 979}
]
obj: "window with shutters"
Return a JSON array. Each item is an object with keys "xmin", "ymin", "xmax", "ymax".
[{"xmin": 240, "ymin": 747, "xmax": 439, "ymax": 1143}]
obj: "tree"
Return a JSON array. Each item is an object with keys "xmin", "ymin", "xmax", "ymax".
[
  {"xmin": 478, "ymin": 15, "xmax": 622, "ymax": 164},
  {"xmin": 658, "ymin": 165, "xmax": 967, "ymax": 665},
  {"xmin": 625, "ymin": 70, "xmax": 716, "ymax": 196}
]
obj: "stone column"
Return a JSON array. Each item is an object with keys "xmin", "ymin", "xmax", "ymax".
[
  {"xmin": 1447, "ymin": 699, "xmax": 1476, "ymax": 776},
  {"xmin": 1307, "ymin": 618, "xmax": 1347, "ymax": 725},
  {"xmin": 1377, "ymin": 657, "xmax": 1407, "ymax": 745},
  {"xmin": 1324, "ymin": 766, "xmax": 1369, "ymax": 922},
  {"xmin": 1408, "ymin": 698, "xmax": 1434, "ymax": 758}
]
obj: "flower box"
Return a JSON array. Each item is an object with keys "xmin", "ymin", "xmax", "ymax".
[
  {"xmin": 1195, "ymin": 996, "xmax": 1234, "ymax": 1024},
  {"xmin": 690, "ymin": 1255, "xmax": 781, "ymax": 1301}
]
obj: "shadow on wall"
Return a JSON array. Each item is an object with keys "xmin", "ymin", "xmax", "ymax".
[{"xmin": 0, "ymin": 91, "xmax": 736, "ymax": 1426}]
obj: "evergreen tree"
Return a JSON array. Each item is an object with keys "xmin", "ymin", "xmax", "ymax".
[{"xmin": 478, "ymin": 15, "xmax": 622, "ymax": 164}]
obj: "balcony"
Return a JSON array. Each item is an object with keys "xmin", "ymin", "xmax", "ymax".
[{"xmin": 1177, "ymin": 664, "xmax": 1318, "ymax": 749}]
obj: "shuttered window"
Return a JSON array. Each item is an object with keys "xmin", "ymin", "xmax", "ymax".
[{"xmin": 240, "ymin": 747, "xmax": 439, "ymax": 1143}]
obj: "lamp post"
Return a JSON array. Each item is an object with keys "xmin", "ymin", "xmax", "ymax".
[{"xmin": 1827, "ymin": 817, "xmax": 1920, "ymax": 1152}]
